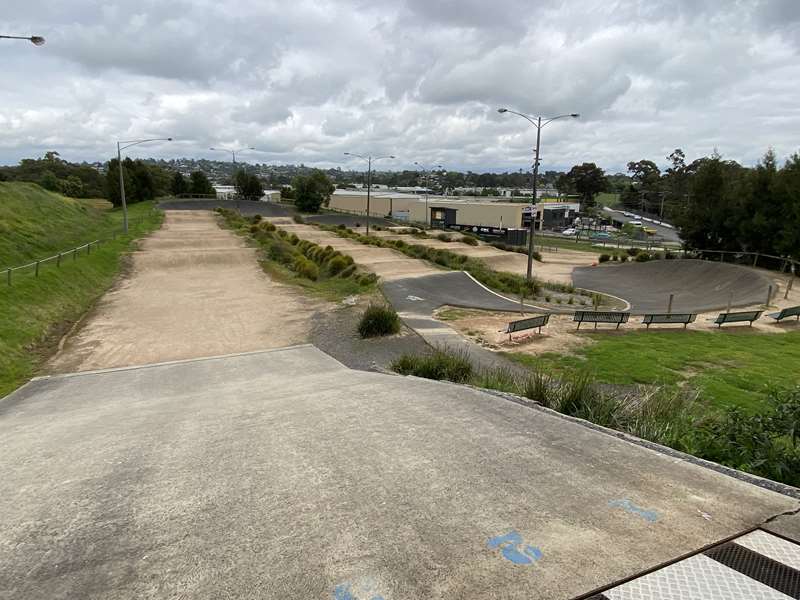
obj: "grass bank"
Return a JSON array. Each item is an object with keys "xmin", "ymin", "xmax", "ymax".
[
  {"xmin": 215, "ymin": 208, "xmax": 377, "ymax": 301},
  {"xmin": 392, "ymin": 346, "xmax": 800, "ymax": 487},
  {"xmin": 505, "ymin": 330, "xmax": 800, "ymax": 413},
  {"xmin": 0, "ymin": 183, "xmax": 162, "ymax": 397}
]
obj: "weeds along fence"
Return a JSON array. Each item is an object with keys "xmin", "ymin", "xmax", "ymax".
[{"xmin": 2, "ymin": 215, "xmax": 154, "ymax": 287}]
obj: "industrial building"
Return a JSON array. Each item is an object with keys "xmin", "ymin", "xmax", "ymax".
[{"xmin": 328, "ymin": 190, "xmax": 580, "ymax": 231}]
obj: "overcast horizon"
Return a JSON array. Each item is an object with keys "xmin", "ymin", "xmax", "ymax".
[{"xmin": 3, "ymin": 1, "xmax": 800, "ymax": 173}]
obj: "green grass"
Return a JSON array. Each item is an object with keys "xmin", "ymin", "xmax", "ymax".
[
  {"xmin": 0, "ymin": 183, "xmax": 162, "ymax": 397},
  {"xmin": 0, "ymin": 182, "xmax": 117, "ymax": 268},
  {"xmin": 505, "ymin": 330, "xmax": 800, "ymax": 413}
]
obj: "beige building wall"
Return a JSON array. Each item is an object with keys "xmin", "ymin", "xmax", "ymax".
[{"xmin": 330, "ymin": 193, "xmax": 528, "ymax": 228}]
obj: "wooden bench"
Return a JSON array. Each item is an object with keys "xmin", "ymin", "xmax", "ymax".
[
  {"xmin": 503, "ymin": 314, "xmax": 550, "ymax": 340},
  {"xmin": 713, "ymin": 310, "xmax": 763, "ymax": 327},
  {"xmin": 641, "ymin": 313, "xmax": 697, "ymax": 329},
  {"xmin": 573, "ymin": 311, "xmax": 630, "ymax": 330},
  {"xmin": 767, "ymin": 305, "xmax": 800, "ymax": 322}
]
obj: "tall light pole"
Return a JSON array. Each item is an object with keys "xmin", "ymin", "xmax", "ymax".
[
  {"xmin": 343, "ymin": 152, "xmax": 395, "ymax": 235},
  {"xmin": 414, "ymin": 162, "xmax": 443, "ymax": 228},
  {"xmin": 0, "ymin": 35, "xmax": 45, "ymax": 46},
  {"xmin": 209, "ymin": 146, "xmax": 256, "ymax": 165},
  {"xmin": 116, "ymin": 137, "xmax": 172, "ymax": 233},
  {"xmin": 498, "ymin": 108, "xmax": 579, "ymax": 282}
]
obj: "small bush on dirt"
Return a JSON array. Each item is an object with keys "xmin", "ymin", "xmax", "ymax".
[
  {"xmin": 358, "ymin": 304, "xmax": 401, "ymax": 338},
  {"xmin": 618, "ymin": 255, "xmax": 627, "ymax": 263},
  {"xmin": 626, "ymin": 247, "xmax": 640, "ymax": 256},
  {"xmin": 635, "ymin": 252, "xmax": 652, "ymax": 262},
  {"xmin": 288, "ymin": 233, "xmax": 299, "ymax": 245},
  {"xmin": 251, "ymin": 214, "xmax": 262, "ymax": 224},
  {"xmin": 249, "ymin": 224, "xmax": 260, "ymax": 233},
  {"xmin": 337, "ymin": 223, "xmax": 346, "ymax": 230},
  {"xmin": 267, "ymin": 242, "xmax": 295, "ymax": 266},
  {"xmin": 327, "ymin": 255, "xmax": 349, "ymax": 276},
  {"xmin": 462, "ymin": 236, "xmax": 479, "ymax": 246},
  {"xmin": 293, "ymin": 256, "xmax": 319, "ymax": 280},
  {"xmin": 598, "ymin": 254, "xmax": 611, "ymax": 263},
  {"xmin": 664, "ymin": 250, "xmax": 675, "ymax": 260},
  {"xmin": 436, "ymin": 233, "xmax": 451, "ymax": 242},
  {"xmin": 277, "ymin": 229, "xmax": 288, "ymax": 239},
  {"xmin": 293, "ymin": 215, "xmax": 305, "ymax": 224},
  {"xmin": 261, "ymin": 221, "xmax": 277, "ymax": 232}
]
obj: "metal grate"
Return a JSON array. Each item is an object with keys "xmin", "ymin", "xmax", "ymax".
[{"xmin": 706, "ymin": 542, "xmax": 800, "ymax": 599}]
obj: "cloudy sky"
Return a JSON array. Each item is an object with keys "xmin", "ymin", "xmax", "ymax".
[{"xmin": 2, "ymin": 0, "xmax": 799, "ymax": 173}]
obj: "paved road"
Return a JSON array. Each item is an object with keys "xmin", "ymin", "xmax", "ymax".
[
  {"xmin": 305, "ymin": 213, "xmax": 397, "ymax": 228},
  {"xmin": 383, "ymin": 271, "xmax": 540, "ymax": 315},
  {"xmin": 573, "ymin": 259, "xmax": 774, "ymax": 314},
  {"xmin": 602, "ymin": 207, "xmax": 682, "ymax": 243},
  {"xmin": 2, "ymin": 346, "xmax": 796, "ymax": 599},
  {"xmin": 158, "ymin": 198, "xmax": 294, "ymax": 217}
]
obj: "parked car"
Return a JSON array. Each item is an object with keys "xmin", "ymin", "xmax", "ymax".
[
  {"xmin": 591, "ymin": 231, "xmax": 612, "ymax": 240},
  {"xmin": 561, "ymin": 228, "xmax": 577, "ymax": 236},
  {"xmin": 629, "ymin": 220, "xmax": 642, "ymax": 226}
]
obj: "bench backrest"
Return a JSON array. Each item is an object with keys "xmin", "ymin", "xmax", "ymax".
[
  {"xmin": 642, "ymin": 313, "xmax": 697, "ymax": 324},
  {"xmin": 507, "ymin": 314, "xmax": 550, "ymax": 333},
  {"xmin": 778, "ymin": 305, "xmax": 800, "ymax": 319},
  {"xmin": 573, "ymin": 311, "xmax": 630, "ymax": 323},
  {"xmin": 715, "ymin": 310, "xmax": 763, "ymax": 323}
]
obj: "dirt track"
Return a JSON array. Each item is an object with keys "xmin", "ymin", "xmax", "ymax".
[{"xmin": 48, "ymin": 211, "xmax": 319, "ymax": 373}]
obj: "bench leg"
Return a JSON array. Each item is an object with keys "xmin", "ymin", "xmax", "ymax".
[
  {"xmin": 616, "ymin": 322, "xmax": 621, "ymax": 330},
  {"xmin": 577, "ymin": 322, "xmax": 582, "ymax": 330},
  {"xmin": 646, "ymin": 323, "xmax": 650, "ymax": 329}
]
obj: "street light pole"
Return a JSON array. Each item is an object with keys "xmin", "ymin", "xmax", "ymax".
[
  {"xmin": 116, "ymin": 137, "xmax": 173, "ymax": 233},
  {"xmin": 344, "ymin": 152, "xmax": 395, "ymax": 235},
  {"xmin": 498, "ymin": 108, "xmax": 579, "ymax": 282},
  {"xmin": 210, "ymin": 147, "xmax": 256, "ymax": 209},
  {"xmin": 0, "ymin": 34, "xmax": 45, "ymax": 45},
  {"xmin": 414, "ymin": 162, "xmax": 443, "ymax": 228}
]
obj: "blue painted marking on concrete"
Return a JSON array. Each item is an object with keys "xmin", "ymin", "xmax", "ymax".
[
  {"xmin": 334, "ymin": 584, "xmax": 356, "ymax": 600},
  {"xmin": 334, "ymin": 582, "xmax": 385, "ymax": 600},
  {"xmin": 609, "ymin": 498, "xmax": 659, "ymax": 522},
  {"xmin": 487, "ymin": 530, "xmax": 543, "ymax": 565}
]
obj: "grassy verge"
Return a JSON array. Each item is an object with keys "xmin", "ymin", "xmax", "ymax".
[
  {"xmin": 504, "ymin": 330, "xmax": 800, "ymax": 414},
  {"xmin": 215, "ymin": 208, "xmax": 377, "ymax": 301},
  {"xmin": 391, "ymin": 346, "xmax": 800, "ymax": 487},
  {"xmin": 0, "ymin": 197, "xmax": 162, "ymax": 397}
]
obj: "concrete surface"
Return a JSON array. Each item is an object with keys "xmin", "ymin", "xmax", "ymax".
[
  {"xmin": 572, "ymin": 259, "xmax": 775, "ymax": 314},
  {"xmin": 1, "ymin": 345, "xmax": 796, "ymax": 600},
  {"xmin": 48, "ymin": 210, "xmax": 319, "ymax": 373}
]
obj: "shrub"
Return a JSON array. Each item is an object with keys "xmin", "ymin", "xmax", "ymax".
[
  {"xmin": 391, "ymin": 347, "xmax": 473, "ymax": 383},
  {"xmin": 337, "ymin": 223, "xmax": 346, "ymax": 230},
  {"xmin": 635, "ymin": 252, "xmax": 652, "ymax": 262},
  {"xmin": 598, "ymin": 254, "xmax": 611, "ymax": 263},
  {"xmin": 626, "ymin": 247, "xmax": 640, "ymax": 256},
  {"xmin": 327, "ymin": 255, "xmax": 349, "ymax": 275},
  {"xmin": 277, "ymin": 229, "xmax": 288, "ymax": 239},
  {"xmin": 261, "ymin": 221, "xmax": 277, "ymax": 232},
  {"xmin": 267, "ymin": 241, "xmax": 295, "ymax": 266},
  {"xmin": 251, "ymin": 214, "xmax": 262, "ymax": 224},
  {"xmin": 339, "ymin": 264, "xmax": 357, "ymax": 279},
  {"xmin": 354, "ymin": 222, "xmax": 361, "ymax": 228},
  {"xmin": 462, "ymin": 236, "xmax": 479, "ymax": 246},
  {"xmin": 436, "ymin": 233, "xmax": 451, "ymax": 242},
  {"xmin": 358, "ymin": 304, "xmax": 401, "ymax": 338},
  {"xmin": 293, "ymin": 215, "xmax": 305, "ymax": 224},
  {"xmin": 293, "ymin": 256, "xmax": 319, "ymax": 280},
  {"xmin": 357, "ymin": 273, "xmax": 379, "ymax": 286},
  {"xmin": 664, "ymin": 250, "xmax": 675, "ymax": 260},
  {"xmin": 618, "ymin": 255, "xmax": 627, "ymax": 263},
  {"xmin": 289, "ymin": 233, "xmax": 299, "ymax": 245},
  {"xmin": 249, "ymin": 224, "xmax": 260, "ymax": 233}
]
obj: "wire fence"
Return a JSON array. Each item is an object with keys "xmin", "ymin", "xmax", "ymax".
[{"xmin": 2, "ymin": 215, "xmax": 156, "ymax": 287}]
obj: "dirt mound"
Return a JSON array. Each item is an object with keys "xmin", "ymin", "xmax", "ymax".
[{"xmin": 573, "ymin": 259, "xmax": 774, "ymax": 313}]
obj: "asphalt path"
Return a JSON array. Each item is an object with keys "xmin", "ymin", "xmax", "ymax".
[
  {"xmin": 602, "ymin": 207, "xmax": 682, "ymax": 242},
  {"xmin": 383, "ymin": 271, "xmax": 539, "ymax": 315},
  {"xmin": 572, "ymin": 259, "xmax": 774, "ymax": 313},
  {"xmin": 157, "ymin": 198, "xmax": 294, "ymax": 217},
  {"xmin": 2, "ymin": 346, "xmax": 796, "ymax": 599}
]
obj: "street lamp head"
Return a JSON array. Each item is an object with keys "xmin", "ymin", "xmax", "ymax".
[
  {"xmin": 343, "ymin": 152, "xmax": 351, "ymax": 156},
  {"xmin": 166, "ymin": 137, "xmax": 173, "ymax": 141},
  {"xmin": 497, "ymin": 108, "xmax": 508, "ymax": 113},
  {"xmin": 570, "ymin": 113, "xmax": 580, "ymax": 118},
  {"xmin": 389, "ymin": 155, "xmax": 396, "ymax": 159},
  {"xmin": 30, "ymin": 36, "xmax": 45, "ymax": 46}
]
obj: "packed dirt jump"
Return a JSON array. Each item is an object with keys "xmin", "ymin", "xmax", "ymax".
[
  {"xmin": 48, "ymin": 211, "xmax": 317, "ymax": 373},
  {"xmin": 572, "ymin": 259, "xmax": 776, "ymax": 313}
]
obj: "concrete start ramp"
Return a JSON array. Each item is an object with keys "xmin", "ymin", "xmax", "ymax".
[
  {"xmin": 1, "ymin": 346, "xmax": 797, "ymax": 599},
  {"xmin": 572, "ymin": 259, "xmax": 775, "ymax": 314}
]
